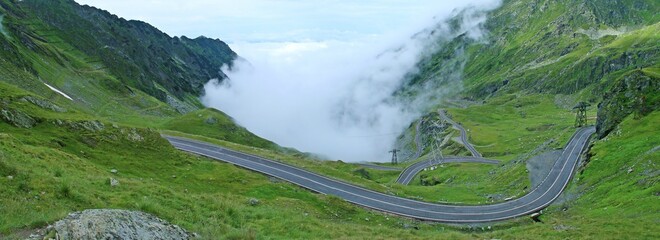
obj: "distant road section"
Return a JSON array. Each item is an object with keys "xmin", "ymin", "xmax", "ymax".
[
  {"xmin": 395, "ymin": 157, "xmax": 500, "ymax": 185},
  {"xmin": 438, "ymin": 110, "xmax": 482, "ymax": 158},
  {"xmin": 164, "ymin": 126, "xmax": 594, "ymax": 223}
]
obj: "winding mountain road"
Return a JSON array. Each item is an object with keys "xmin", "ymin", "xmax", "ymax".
[
  {"xmin": 164, "ymin": 126, "xmax": 595, "ymax": 223},
  {"xmin": 439, "ymin": 110, "xmax": 482, "ymax": 158},
  {"xmin": 396, "ymin": 157, "xmax": 500, "ymax": 185},
  {"xmin": 393, "ymin": 110, "xmax": 496, "ymax": 185}
]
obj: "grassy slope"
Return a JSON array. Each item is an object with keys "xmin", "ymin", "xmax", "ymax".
[
  {"xmin": 160, "ymin": 108, "xmax": 279, "ymax": 150},
  {"xmin": 462, "ymin": 0, "xmax": 660, "ymax": 97},
  {"xmin": 0, "ymin": 83, "xmax": 459, "ymax": 239}
]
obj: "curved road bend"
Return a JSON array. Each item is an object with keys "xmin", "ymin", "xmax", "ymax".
[
  {"xmin": 164, "ymin": 126, "xmax": 595, "ymax": 223},
  {"xmin": 438, "ymin": 110, "xmax": 482, "ymax": 158},
  {"xmin": 396, "ymin": 157, "xmax": 500, "ymax": 185}
]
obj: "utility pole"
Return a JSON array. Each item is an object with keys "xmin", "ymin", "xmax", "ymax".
[
  {"xmin": 389, "ymin": 149, "xmax": 399, "ymax": 164},
  {"xmin": 573, "ymin": 102, "xmax": 590, "ymax": 127}
]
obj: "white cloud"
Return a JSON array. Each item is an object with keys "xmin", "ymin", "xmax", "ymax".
[
  {"xmin": 74, "ymin": 0, "xmax": 502, "ymax": 162},
  {"xmin": 202, "ymin": 1, "xmax": 502, "ymax": 162}
]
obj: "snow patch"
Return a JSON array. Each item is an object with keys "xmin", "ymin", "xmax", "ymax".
[{"xmin": 43, "ymin": 83, "xmax": 73, "ymax": 101}]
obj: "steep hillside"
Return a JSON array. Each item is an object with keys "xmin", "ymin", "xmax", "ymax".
[
  {"xmin": 405, "ymin": 0, "xmax": 658, "ymax": 100},
  {"xmin": 0, "ymin": 0, "xmax": 236, "ymax": 109},
  {"xmin": 391, "ymin": 0, "xmax": 659, "ymax": 238}
]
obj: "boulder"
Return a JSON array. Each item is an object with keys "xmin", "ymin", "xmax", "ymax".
[
  {"xmin": 28, "ymin": 209, "xmax": 190, "ymax": 240},
  {"xmin": 109, "ymin": 178, "xmax": 119, "ymax": 187}
]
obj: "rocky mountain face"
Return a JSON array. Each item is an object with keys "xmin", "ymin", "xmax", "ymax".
[
  {"xmin": 0, "ymin": 0, "xmax": 236, "ymax": 104},
  {"xmin": 597, "ymin": 69, "xmax": 658, "ymax": 138},
  {"xmin": 399, "ymin": 0, "xmax": 658, "ymax": 141}
]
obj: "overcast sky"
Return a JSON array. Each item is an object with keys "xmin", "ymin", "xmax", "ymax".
[{"xmin": 74, "ymin": 0, "xmax": 488, "ymax": 43}]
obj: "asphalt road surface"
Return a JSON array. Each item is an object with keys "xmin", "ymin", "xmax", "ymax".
[
  {"xmin": 438, "ymin": 110, "xmax": 482, "ymax": 158},
  {"xmin": 164, "ymin": 126, "xmax": 595, "ymax": 223}
]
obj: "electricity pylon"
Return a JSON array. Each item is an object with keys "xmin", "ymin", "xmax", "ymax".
[
  {"xmin": 389, "ymin": 149, "xmax": 399, "ymax": 164},
  {"xmin": 573, "ymin": 102, "xmax": 590, "ymax": 127}
]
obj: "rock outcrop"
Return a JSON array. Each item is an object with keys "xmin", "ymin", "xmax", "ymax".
[
  {"xmin": 596, "ymin": 70, "xmax": 659, "ymax": 138},
  {"xmin": 28, "ymin": 209, "xmax": 191, "ymax": 240},
  {"xmin": 0, "ymin": 108, "xmax": 37, "ymax": 128}
]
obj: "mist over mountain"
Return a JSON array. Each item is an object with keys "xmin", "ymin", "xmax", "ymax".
[{"xmin": 202, "ymin": 1, "xmax": 502, "ymax": 162}]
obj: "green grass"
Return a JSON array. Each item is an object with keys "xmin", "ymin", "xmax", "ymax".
[
  {"xmin": 0, "ymin": 120, "xmax": 465, "ymax": 239},
  {"xmin": 160, "ymin": 108, "xmax": 278, "ymax": 150}
]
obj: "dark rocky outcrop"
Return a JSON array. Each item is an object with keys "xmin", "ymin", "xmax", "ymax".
[
  {"xmin": 596, "ymin": 70, "xmax": 659, "ymax": 138},
  {"xmin": 0, "ymin": 108, "xmax": 36, "ymax": 128}
]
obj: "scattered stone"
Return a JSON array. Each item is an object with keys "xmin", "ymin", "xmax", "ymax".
[
  {"xmin": 7, "ymin": 175, "xmax": 13, "ymax": 180},
  {"xmin": 111, "ymin": 169, "xmax": 118, "ymax": 174},
  {"xmin": 109, "ymin": 178, "xmax": 119, "ymax": 187},
  {"xmin": 204, "ymin": 117, "xmax": 218, "ymax": 125},
  {"xmin": 248, "ymin": 198, "xmax": 260, "ymax": 206},
  {"xmin": 55, "ymin": 120, "xmax": 106, "ymax": 132},
  {"xmin": 627, "ymin": 168, "xmax": 633, "ymax": 174},
  {"xmin": 124, "ymin": 128, "xmax": 144, "ymax": 142},
  {"xmin": 554, "ymin": 225, "xmax": 575, "ymax": 231},
  {"xmin": 26, "ymin": 209, "xmax": 190, "ymax": 240},
  {"xmin": 78, "ymin": 120, "xmax": 105, "ymax": 132},
  {"xmin": 365, "ymin": 217, "xmax": 370, "ymax": 221},
  {"xmin": 166, "ymin": 95, "xmax": 196, "ymax": 114},
  {"xmin": 172, "ymin": 175, "xmax": 177, "ymax": 179}
]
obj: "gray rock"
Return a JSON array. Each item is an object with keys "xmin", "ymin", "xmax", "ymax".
[
  {"xmin": 28, "ymin": 209, "xmax": 190, "ymax": 240},
  {"xmin": 553, "ymin": 224, "xmax": 575, "ymax": 231},
  {"xmin": 204, "ymin": 117, "xmax": 218, "ymax": 125},
  {"xmin": 1, "ymin": 108, "xmax": 37, "ymax": 128},
  {"xmin": 57, "ymin": 120, "xmax": 106, "ymax": 132},
  {"xmin": 110, "ymin": 178, "xmax": 119, "ymax": 187},
  {"xmin": 123, "ymin": 128, "xmax": 144, "ymax": 142},
  {"xmin": 110, "ymin": 169, "xmax": 118, "ymax": 174},
  {"xmin": 20, "ymin": 96, "xmax": 67, "ymax": 112},
  {"xmin": 166, "ymin": 95, "xmax": 196, "ymax": 114},
  {"xmin": 248, "ymin": 198, "xmax": 260, "ymax": 206},
  {"xmin": 7, "ymin": 175, "xmax": 13, "ymax": 180}
]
